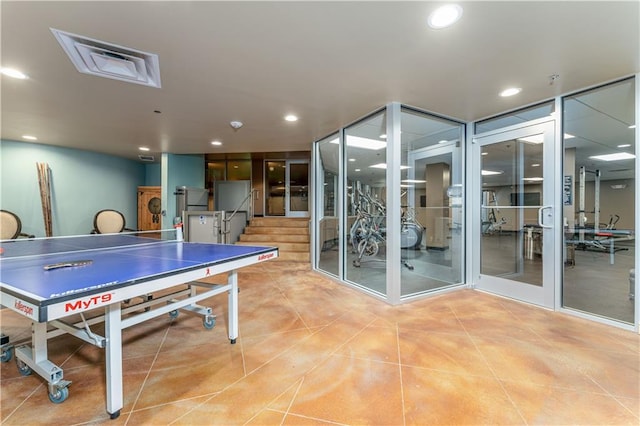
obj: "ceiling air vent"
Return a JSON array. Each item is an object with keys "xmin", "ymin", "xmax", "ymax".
[
  {"xmin": 138, "ymin": 155, "xmax": 155, "ymax": 162},
  {"xmin": 51, "ymin": 28, "xmax": 161, "ymax": 88}
]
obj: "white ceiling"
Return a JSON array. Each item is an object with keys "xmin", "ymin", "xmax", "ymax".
[{"xmin": 1, "ymin": 1, "xmax": 638, "ymax": 162}]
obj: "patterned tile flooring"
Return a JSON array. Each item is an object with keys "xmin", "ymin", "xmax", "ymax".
[{"xmin": 1, "ymin": 262, "xmax": 638, "ymax": 425}]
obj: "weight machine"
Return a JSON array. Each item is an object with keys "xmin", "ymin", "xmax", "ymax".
[{"xmin": 568, "ymin": 166, "xmax": 632, "ymax": 263}]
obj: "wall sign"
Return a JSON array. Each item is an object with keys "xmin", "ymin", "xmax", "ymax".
[{"xmin": 563, "ymin": 175, "xmax": 572, "ymax": 205}]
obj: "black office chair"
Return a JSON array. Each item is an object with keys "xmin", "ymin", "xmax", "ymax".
[
  {"xmin": 91, "ymin": 209, "xmax": 135, "ymax": 234},
  {"xmin": 0, "ymin": 210, "xmax": 35, "ymax": 239}
]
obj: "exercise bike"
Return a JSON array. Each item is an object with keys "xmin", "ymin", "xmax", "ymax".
[{"xmin": 349, "ymin": 188, "xmax": 423, "ymax": 269}]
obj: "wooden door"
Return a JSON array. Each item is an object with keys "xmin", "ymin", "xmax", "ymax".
[{"xmin": 137, "ymin": 186, "xmax": 161, "ymax": 232}]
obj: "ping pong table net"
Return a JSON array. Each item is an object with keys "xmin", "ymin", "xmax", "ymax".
[{"xmin": 0, "ymin": 228, "xmax": 181, "ymax": 260}]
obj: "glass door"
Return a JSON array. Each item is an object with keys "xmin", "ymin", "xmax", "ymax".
[
  {"xmin": 472, "ymin": 121, "xmax": 556, "ymax": 307},
  {"xmin": 265, "ymin": 160, "xmax": 309, "ymax": 217}
]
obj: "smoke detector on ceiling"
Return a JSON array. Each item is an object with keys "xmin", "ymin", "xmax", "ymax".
[
  {"xmin": 230, "ymin": 121, "xmax": 243, "ymax": 129},
  {"xmin": 50, "ymin": 28, "xmax": 161, "ymax": 88}
]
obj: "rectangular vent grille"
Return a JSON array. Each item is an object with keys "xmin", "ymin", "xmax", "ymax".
[
  {"xmin": 138, "ymin": 155, "xmax": 155, "ymax": 162},
  {"xmin": 51, "ymin": 28, "xmax": 161, "ymax": 88}
]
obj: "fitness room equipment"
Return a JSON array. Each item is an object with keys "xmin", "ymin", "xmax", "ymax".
[
  {"xmin": 481, "ymin": 190, "xmax": 507, "ymax": 235},
  {"xmin": 349, "ymin": 182, "xmax": 423, "ymax": 269},
  {"xmin": 564, "ymin": 166, "xmax": 634, "ymax": 264}
]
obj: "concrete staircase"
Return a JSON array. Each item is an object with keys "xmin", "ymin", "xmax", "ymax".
[{"xmin": 236, "ymin": 217, "xmax": 310, "ymax": 262}]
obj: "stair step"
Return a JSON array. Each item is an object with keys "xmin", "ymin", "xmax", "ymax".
[
  {"xmin": 236, "ymin": 241, "xmax": 309, "ymax": 252},
  {"xmin": 237, "ymin": 217, "xmax": 310, "ymax": 263},
  {"xmin": 244, "ymin": 226, "xmax": 309, "ymax": 235},
  {"xmin": 250, "ymin": 217, "xmax": 309, "ymax": 228},
  {"xmin": 275, "ymin": 251, "xmax": 310, "ymax": 262},
  {"xmin": 238, "ymin": 234, "xmax": 309, "ymax": 243}
]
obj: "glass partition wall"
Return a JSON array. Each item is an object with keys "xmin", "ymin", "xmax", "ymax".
[
  {"xmin": 344, "ymin": 110, "xmax": 388, "ymax": 295},
  {"xmin": 401, "ymin": 107, "xmax": 465, "ymax": 296},
  {"xmin": 313, "ymin": 79, "xmax": 637, "ymax": 331},
  {"xmin": 316, "ymin": 133, "xmax": 340, "ymax": 277},
  {"xmin": 314, "ymin": 104, "xmax": 466, "ymax": 303},
  {"xmin": 562, "ymin": 78, "xmax": 636, "ymax": 324}
]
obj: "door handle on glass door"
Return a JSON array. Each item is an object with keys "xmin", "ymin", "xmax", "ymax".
[{"xmin": 538, "ymin": 205, "xmax": 553, "ymax": 229}]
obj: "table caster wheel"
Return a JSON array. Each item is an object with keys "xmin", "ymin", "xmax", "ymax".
[
  {"xmin": 203, "ymin": 316, "xmax": 216, "ymax": 330},
  {"xmin": 17, "ymin": 359, "xmax": 32, "ymax": 376},
  {"xmin": 1, "ymin": 347, "xmax": 13, "ymax": 363},
  {"xmin": 169, "ymin": 310, "xmax": 179, "ymax": 319},
  {"xmin": 48, "ymin": 386, "xmax": 69, "ymax": 404}
]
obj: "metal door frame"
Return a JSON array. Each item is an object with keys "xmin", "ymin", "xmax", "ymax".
[
  {"xmin": 470, "ymin": 118, "xmax": 558, "ymax": 308},
  {"xmin": 264, "ymin": 159, "xmax": 309, "ymax": 217}
]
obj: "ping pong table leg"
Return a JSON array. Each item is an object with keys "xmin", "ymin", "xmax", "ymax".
[
  {"xmin": 228, "ymin": 270, "xmax": 239, "ymax": 344},
  {"xmin": 105, "ymin": 303, "xmax": 123, "ymax": 419},
  {"xmin": 610, "ymin": 240, "xmax": 615, "ymax": 265}
]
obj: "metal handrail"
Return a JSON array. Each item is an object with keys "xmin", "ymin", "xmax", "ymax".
[{"xmin": 224, "ymin": 188, "xmax": 255, "ymax": 224}]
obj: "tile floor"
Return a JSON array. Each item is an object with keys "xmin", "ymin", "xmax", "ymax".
[{"xmin": 1, "ymin": 261, "xmax": 638, "ymax": 425}]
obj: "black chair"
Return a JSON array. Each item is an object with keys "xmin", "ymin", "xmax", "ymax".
[
  {"xmin": 91, "ymin": 209, "xmax": 135, "ymax": 234},
  {"xmin": 0, "ymin": 210, "xmax": 35, "ymax": 239}
]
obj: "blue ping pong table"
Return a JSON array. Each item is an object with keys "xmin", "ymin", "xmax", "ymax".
[{"xmin": 0, "ymin": 232, "xmax": 278, "ymax": 419}]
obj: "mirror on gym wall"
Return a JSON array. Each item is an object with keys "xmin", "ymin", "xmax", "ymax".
[
  {"xmin": 401, "ymin": 107, "xmax": 465, "ymax": 297},
  {"xmin": 562, "ymin": 77, "xmax": 636, "ymax": 324},
  {"xmin": 316, "ymin": 133, "xmax": 340, "ymax": 277}
]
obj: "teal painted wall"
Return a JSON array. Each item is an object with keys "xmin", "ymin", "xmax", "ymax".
[
  {"xmin": 0, "ymin": 140, "xmax": 145, "ymax": 236},
  {"xmin": 161, "ymin": 153, "xmax": 205, "ymax": 227},
  {"xmin": 0, "ymin": 141, "xmax": 205, "ymax": 236},
  {"xmin": 145, "ymin": 163, "xmax": 161, "ymax": 186}
]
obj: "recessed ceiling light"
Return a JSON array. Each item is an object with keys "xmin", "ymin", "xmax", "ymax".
[
  {"xmin": 564, "ymin": 133, "xmax": 575, "ymax": 139},
  {"xmin": 139, "ymin": 146, "xmax": 150, "ymax": 151},
  {"xmin": 531, "ymin": 163, "xmax": 540, "ymax": 167},
  {"xmin": 500, "ymin": 87, "xmax": 522, "ymax": 97},
  {"xmin": 284, "ymin": 114, "xmax": 298, "ymax": 122},
  {"xmin": 211, "ymin": 140, "xmax": 222, "ymax": 146},
  {"xmin": 523, "ymin": 177, "xmax": 544, "ymax": 182},
  {"xmin": 330, "ymin": 136, "xmax": 386, "ymax": 150},
  {"xmin": 380, "ymin": 134, "xmax": 387, "ymax": 139},
  {"xmin": 617, "ymin": 144, "xmax": 631, "ymax": 148},
  {"xmin": 402, "ymin": 179, "xmax": 427, "ymax": 183},
  {"xmin": 355, "ymin": 169, "xmax": 361, "ymax": 172},
  {"xmin": 427, "ymin": 4, "xmax": 463, "ymax": 29},
  {"xmin": 22, "ymin": 135, "xmax": 37, "ymax": 141},
  {"xmin": 348, "ymin": 158, "xmax": 356, "ymax": 162},
  {"xmin": 370, "ymin": 163, "xmax": 410, "ymax": 170},
  {"xmin": 629, "ymin": 125, "xmax": 636, "ymax": 129},
  {"xmin": 438, "ymin": 140, "xmax": 448, "ymax": 144},
  {"xmin": 518, "ymin": 135, "xmax": 544, "ymax": 144},
  {"xmin": 589, "ymin": 152, "xmax": 636, "ymax": 161},
  {"xmin": 1, "ymin": 67, "xmax": 28, "ymax": 79},
  {"xmin": 481, "ymin": 170, "xmax": 503, "ymax": 176},
  {"xmin": 481, "ymin": 152, "xmax": 488, "ymax": 156}
]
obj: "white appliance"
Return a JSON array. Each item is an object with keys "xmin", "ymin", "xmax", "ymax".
[{"xmin": 175, "ymin": 186, "xmax": 208, "ymax": 217}]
